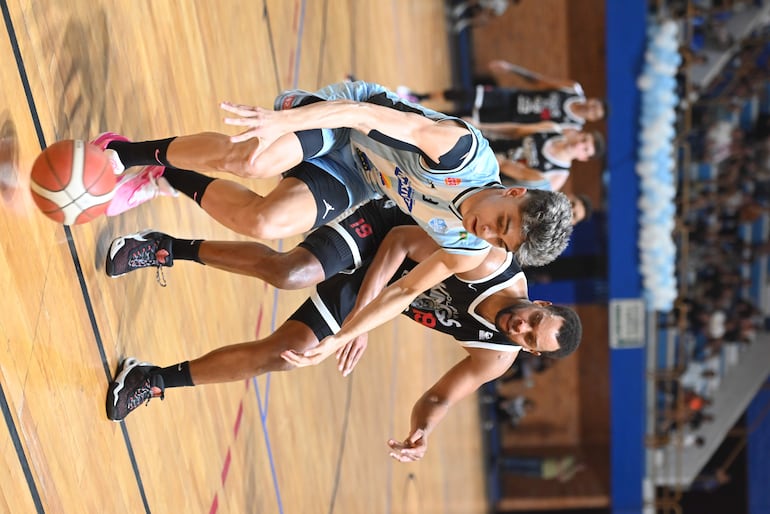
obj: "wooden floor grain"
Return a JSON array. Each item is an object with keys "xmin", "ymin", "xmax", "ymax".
[{"xmin": 0, "ymin": 1, "xmax": 487, "ymax": 513}]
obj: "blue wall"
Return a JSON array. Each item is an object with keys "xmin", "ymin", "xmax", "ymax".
[{"xmin": 606, "ymin": 1, "xmax": 647, "ymax": 513}]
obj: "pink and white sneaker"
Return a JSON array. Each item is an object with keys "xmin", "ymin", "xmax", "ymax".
[
  {"xmin": 105, "ymin": 166, "xmax": 178, "ymax": 216},
  {"xmin": 91, "ymin": 132, "xmax": 129, "ymax": 175},
  {"xmin": 90, "ymin": 132, "xmax": 178, "ymax": 216}
]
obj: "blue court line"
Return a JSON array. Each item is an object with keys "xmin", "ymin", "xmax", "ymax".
[
  {"xmin": 247, "ymin": 1, "xmax": 310, "ymax": 512},
  {"xmin": 1, "ymin": 2, "xmax": 151, "ymax": 512}
]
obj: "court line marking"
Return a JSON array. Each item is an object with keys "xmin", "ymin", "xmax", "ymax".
[
  {"xmin": 0, "ymin": 381, "xmax": 45, "ymax": 514},
  {"xmin": 0, "ymin": 3, "xmax": 151, "ymax": 512}
]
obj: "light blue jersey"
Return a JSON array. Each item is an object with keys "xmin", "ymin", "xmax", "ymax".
[{"xmin": 275, "ymin": 82, "xmax": 502, "ymax": 255}]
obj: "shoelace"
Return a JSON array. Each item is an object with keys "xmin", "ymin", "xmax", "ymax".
[
  {"xmin": 129, "ymin": 244, "xmax": 168, "ymax": 287},
  {"xmin": 156, "ymin": 266, "xmax": 167, "ymax": 287},
  {"xmin": 127, "ymin": 379, "xmax": 165, "ymax": 412}
]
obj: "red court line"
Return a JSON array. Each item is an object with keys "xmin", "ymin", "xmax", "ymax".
[{"xmin": 207, "ymin": 302, "xmax": 265, "ymax": 514}]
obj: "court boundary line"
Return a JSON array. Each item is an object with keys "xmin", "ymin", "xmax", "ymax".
[
  {"xmin": 0, "ymin": 3, "xmax": 151, "ymax": 512},
  {"xmin": 0, "ymin": 381, "xmax": 45, "ymax": 514}
]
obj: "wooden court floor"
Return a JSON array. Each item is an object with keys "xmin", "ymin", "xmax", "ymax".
[{"xmin": 0, "ymin": 1, "xmax": 488, "ymax": 513}]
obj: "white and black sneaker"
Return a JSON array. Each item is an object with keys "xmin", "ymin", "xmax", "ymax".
[
  {"xmin": 106, "ymin": 358, "xmax": 165, "ymax": 422},
  {"xmin": 106, "ymin": 230, "xmax": 174, "ymax": 285}
]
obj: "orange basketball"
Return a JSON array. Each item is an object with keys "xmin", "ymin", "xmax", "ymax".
[{"xmin": 29, "ymin": 139, "xmax": 116, "ymax": 225}]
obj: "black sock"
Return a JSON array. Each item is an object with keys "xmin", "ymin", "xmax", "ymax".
[
  {"xmin": 152, "ymin": 361, "xmax": 194, "ymax": 388},
  {"xmin": 107, "ymin": 137, "xmax": 176, "ymax": 168},
  {"xmin": 171, "ymin": 238, "xmax": 204, "ymax": 263},
  {"xmin": 163, "ymin": 168, "xmax": 215, "ymax": 206},
  {"xmin": 442, "ymin": 89, "xmax": 475, "ymax": 103}
]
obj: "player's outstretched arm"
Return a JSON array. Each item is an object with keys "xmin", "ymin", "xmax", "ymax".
[
  {"xmin": 222, "ymin": 99, "xmax": 470, "ymax": 164},
  {"xmin": 488, "ymin": 60, "xmax": 578, "ymax": 90},
  {"xmin": 280, "ymin": 248, "xmax": 489, "ymax": 367},
  {"xmin": 499, "ymin": 159, "xmax": 548, "ymax": 184},
  {"xmin": 476, "ymin": 120, "xmax": 561, "ymax": 139},
  {"xmin": 336, "ymin": 226, "xmax": 443, "ymax": 377},
  {"xmin": 389, "ymin": 347, "xmax": 518, "ymax": 463}
]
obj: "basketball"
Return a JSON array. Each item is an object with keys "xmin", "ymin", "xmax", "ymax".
[{"xmin": 29, "ymin": 139, "xmax": 116, "ymax": 225}]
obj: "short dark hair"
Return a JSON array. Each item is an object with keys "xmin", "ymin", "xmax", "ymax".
[
  {"xmin": 541, "ymin": 304, "xmax": 582, "ymax": 359},
  {"xmin": 575, "ymin": 193, "xmax": 594, "ymax": 223},
  {"xmin": 590, "ymin": 131, "xmax": 606, "ymax": 160}
]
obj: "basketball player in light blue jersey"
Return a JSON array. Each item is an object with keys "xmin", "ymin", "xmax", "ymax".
[
  {"xmin": 97, "ymin": 81, "xmax": 572, "ymax": 371},
  {"xmin": 270, "ymin": 81, "xmax": 517, "ymax": 255}
]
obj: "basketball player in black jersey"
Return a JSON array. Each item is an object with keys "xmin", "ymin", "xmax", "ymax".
[
  {"xmin": 105, "ymin": 199, "xmax": 581, "ymax": 462},
  {"xmin": 401, "ymin": 59, "xmax": 605, "ymax": 128}
]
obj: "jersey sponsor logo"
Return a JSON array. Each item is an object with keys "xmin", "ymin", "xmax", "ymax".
[
  {"xmin": 478, "ymin": 330, "xmax": 494, "ymax": 340},
  {"xmin": 407, "ymin": 277, "xmax": 462, "ymax": 329},
  {"xmin": 421, "ymin": 195, "xmax": 438, "ymax": 206},
  {"xmin": 444, "ymin": 177, "xmax": 462, "ymax": 186},
  {"xmin": 429, "ymin": 218, "xmax": 449, "ymax": 234},
  {"xmin": 378, "ymin": 172, "xmax": 392, "ymax": 189},
  {"xmin": 517, "ymin": 92, "xmax": 562, "ymax": 119},
  {"xmin": 394, "ymin": 167, "xmax": 414, "ymax": 211}
]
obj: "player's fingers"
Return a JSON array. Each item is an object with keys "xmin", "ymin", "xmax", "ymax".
[
  {"xmin": 230, "ymin": 129, "xmax": 260, "ymax": 144},
  {"xmin": 338, "ymin": 352, "xmax": 349, "ymax": 373},
  {"xmin": 387, "ymin": 439, "xmax": 404, "ymax": 450},
  {"xmin": 223, "ymin": 117, "xmax": 262, "ymax": 128},
  {"xmin": 280, "ymin": 350, "xmax": 301, "ymax": 364},
  {"xmin": 220, "ymin": 101, "xmax": 257, "ymax": 115},
  {"xmin": 343, "ymin": 348, "xmax": 362, "ymax": 377}
]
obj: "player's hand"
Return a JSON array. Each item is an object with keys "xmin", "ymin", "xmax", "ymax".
[
  {"xmin": 388, "ymin": 428, "xmax": 428, "ymax": 463},
  {"xmin": 488, "ymin": 59, "xmax": 511, "ymax": 73},
  {"xmin": 535, "ymin": 121, "xmax": 561, "ymax": 133},
  {"xmin": 280, "ymin": 334, "xmax": 343, "ymax": 368},
  {"xmin": 335, "ymin": 334, "xmax": 368, "ymax": 377},
  {"xmin": 221, "ymin": 101, "xmax": 284, "ymax": 144}
]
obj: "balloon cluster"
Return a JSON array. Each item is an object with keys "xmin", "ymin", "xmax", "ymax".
[{"xmin": 635, "ymin": 20, "xmax": 681, "ymax": 312}]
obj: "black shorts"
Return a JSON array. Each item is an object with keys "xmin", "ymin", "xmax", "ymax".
[
  {"xmin": 298, "ymin": 197, "xmax": 416, "ymax": 280},
  {"xmin": 282, "ymin": 163, "xmax": 351, "ymax": 229},
  {"xmin": 287, "ymin": 266, "xmax": 367, "ymax": 340},
  {"xmin": 476, "ymin": 88, "xmax": 517, "ymax": 123}
]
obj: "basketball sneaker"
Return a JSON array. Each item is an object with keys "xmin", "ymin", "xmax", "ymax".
[
  {"xmin": 106, "ymin": 229, "xmax": 174, "ymax": 286},
  {"xmin": 106, "ymin": 357, "xmax": 165, "ymax": 422},
  {"xmin": 90, "ymin": 132, "xmax": 178, "ymax": 216}
]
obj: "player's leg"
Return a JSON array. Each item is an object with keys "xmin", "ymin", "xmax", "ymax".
[
  {"xmin": 104, "ymin": 197, "xmax": 409, "ymax": 288},
  {"xmin": 104, "ymin": 227, "xmax": 326, "ymax": 290},
  {"xmin": 197, "ymin": 174, "xmax": 318, "ymax": 239},
  {"xmin": 105, "ymin": 269, "xmax": 363, "ymax": 421},
  {"xmin": 105, "ymin": 320, "xmax": 321, "ymax": 421}
]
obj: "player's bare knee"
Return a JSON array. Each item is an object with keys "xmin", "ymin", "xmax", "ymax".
[
  {"xmin": 271, "ymin": 251, "xmax": 320, "ymax": 289},
  {"xmin": 218, "ymin": 140, "xmax": 260, "ymax": 177},
  {"xmin": 243, "ymin": 213, "xmax": 281, "ymax": 240}
]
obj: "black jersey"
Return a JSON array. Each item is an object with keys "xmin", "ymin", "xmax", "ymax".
[
  {"xmin": 474, "ymin": 84, "xmax": 586, "ymax": 126},
  {"xmin": 395, "ymin": 253, "xmax": 523, "ymax": 350},
  {"xmin": 489, "ymin": 133, "xmax": 571, "ymax": 174},
  {"xmin": 291, "ymin": 247, "xmax": 525, "ymax": 352}
]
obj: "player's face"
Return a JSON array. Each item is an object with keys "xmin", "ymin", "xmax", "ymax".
[
  {"xmin": 494, "ymin": 300, "xmax": 563, "ymax": 354},
  {"xmin": 462, "ymin": 187, "xmax": 526, "ymax": 252},
  {"xmin": 569, "ymin": 195, "xmax": 586, "ymax": 225},
  {"xmin": 585, "ymin": 99, "xmax": 605, "ymax": 121},
  {"xmin": 569, "ymin": 132, "xmax": 595, "ymax": 161}
]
